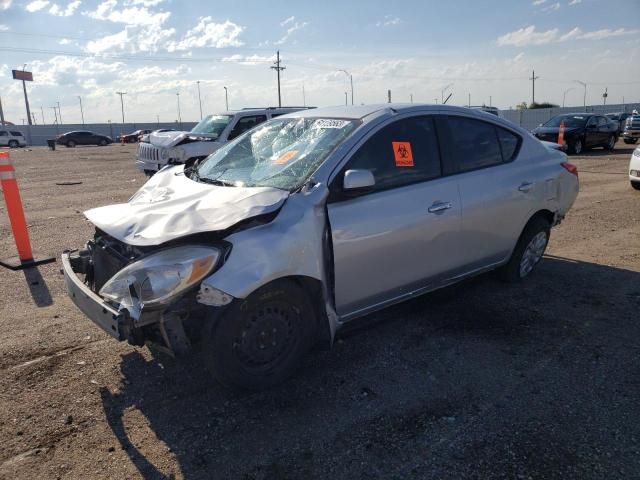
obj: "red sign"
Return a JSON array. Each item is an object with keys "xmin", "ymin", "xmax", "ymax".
[{"xmin": 12, "ymin": 70, "xmax": 33, "ymax": 82}]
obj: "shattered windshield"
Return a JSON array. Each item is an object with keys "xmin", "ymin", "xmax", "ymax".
[
  {"xmin": 194, "ymin": 117, "xmax": 359, "ymax": 190},
  {"xmin": 190, "ymin": 115, "xmax": 233, "ymax": 138},
  {"xmin": 544, "ymin": 115, "xmax": 587, "ymax": 128}
]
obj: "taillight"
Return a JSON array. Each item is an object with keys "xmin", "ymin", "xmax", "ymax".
[{"xmin": 561, "ymin": 162, "xmax": 578, "ymax": 177}]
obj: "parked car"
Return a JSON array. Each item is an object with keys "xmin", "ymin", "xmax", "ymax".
[
  {"xmin": 630, "ymin": 146, "xmax": 640, "ymax": 190},
  {"xmin": 0, "ymin": 130, "xmax": 27, "ymax": 148},
  {"xmin": 532, "ymin": 113, "xmax": 618, "ymax": 154},
  {"xmin": 139, "ymin": 129, "xmax": 176, "ymax": 143},
  {"xmin": 56, "ymin": 131, "xmax": 113, "ymax": 147},
  {"xmin": 63, "ymin": 104, "xmax": 579, "ymax": 390},
  {"xmin": 605, "ymin": 112, "xmax": 632, "ymax": 135},
  {"xmin": 117, "ymin": 129, "xmax": 151, "ymax": 144},
  {"xmin": 135, "ymin": 107, "xmax": 314, "ymax": 176},
  {"xmin": 622, "ymin": 113, "xmax": 640, "ymax": 145}
]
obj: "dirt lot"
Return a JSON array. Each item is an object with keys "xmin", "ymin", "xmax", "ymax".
[{"xmin": 0, "ymin": 142, "xmax": 639, "ymax": 479}]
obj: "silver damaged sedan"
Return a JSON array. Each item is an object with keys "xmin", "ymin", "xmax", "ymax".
[{"xmin": 63, "ymin": 104, "xmax": 579, "ymax": 389}]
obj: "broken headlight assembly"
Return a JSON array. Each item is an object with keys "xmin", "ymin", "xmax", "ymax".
[{"xmin": 99, "ymin": 246, "xmax": 220, "ymax": 311}]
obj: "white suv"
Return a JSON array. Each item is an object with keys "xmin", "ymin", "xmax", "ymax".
[
  {"xmin": 135, "ymin": 107, "xmax": 313, "ymax": 175},
  {"xmin": 0, "ymin": 130, "xmax": 27, "ymax": 148}
]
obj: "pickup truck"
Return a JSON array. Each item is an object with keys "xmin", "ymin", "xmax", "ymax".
[{"xmin": 622, "ymin": 114, "xmax": 640, "ymax": 145}]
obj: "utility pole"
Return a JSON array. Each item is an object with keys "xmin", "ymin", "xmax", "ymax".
[
  {"xmin": 223, "ymin": 86, "xmax": 229, "ymax": 111},
  {"xmin": 40, "ymin": 106, "xmax": 45, "ymax": 124},
  {"xmin": 50, "ymin": 106, "xmax": 58, "ymax": 124},
  {"xmin": 176, "ymin": 92, "xmax": 182, "ymax": 129},
  {"xmin": 0, "ymin": 96, "xmax": 5, "ymax": 125},
  {"xmin": 338, "ymin": 70, "xmax": 354, "ymax": 105},
  {"xmin": 344, "ymin": 92, "xmax": 348, "ymax": 105},
  {"xmin": 302, "ymin": 83, "xmax": 306, "ymax": 107},
  {"xmin": 468, "ymin": 93, "xmax": 471, "ymax": 106},
  {"xmin": 529, "ymin": 70, "xmax": 539, "ymax": 106},
  {"xmin": 196, "ymin": 80, "xmax": 203, "ymax": 120},
  {"xmin": 271, "ymin": 50, "xmax": 286, "ymax": 107},
  {"xmin": 489, "ymin": 96, "xmax": 492, "ymax": 107},
  {"xmin": 57, "ymin": 101, "xmax": 62, "ymax": 124},
  {"xmin": 115, "ymin": 91, "xmax": 126, "ymax": 124},
  {"xmin": 410, "ymin": 93, "xmax": 413, "ymax": 103},
  {"xmin": 78, "ymin": 96, "xmax": 85, "ymax": 125},
  {"xmin": 602, "ymin": 87, "xmax": 608, "ymax": 105}
]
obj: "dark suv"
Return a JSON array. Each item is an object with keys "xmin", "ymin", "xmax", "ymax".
[{"xmin": 56, "ymin": 131, "xmax": 113, "ymax": 147}]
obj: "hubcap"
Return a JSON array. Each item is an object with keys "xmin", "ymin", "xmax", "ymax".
[
  {"xmin": 233, "ymin": 303, "xmax": 298, "ymax": 373},
  {"xmin": 519, "ymin": 231, "xmax": 548, "ymax": 278},
  {"xmin": 574, "ymin": 140, "xmax": 582, "ymax": 154},
  {"xmin": 608, "ymin": 136, "xmax": 615, "ymax": 149}
]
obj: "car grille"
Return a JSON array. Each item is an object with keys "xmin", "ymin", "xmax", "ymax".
[
  {"xmin": 137, "ymin": 143, "xmax": 162, "ymax": 162},
  {"xmin": 626, "ymin": 117, "xmax": 640, "ymax": 130}
]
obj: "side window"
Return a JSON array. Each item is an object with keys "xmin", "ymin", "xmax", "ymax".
[
  {"xmin": 597, "ymin": 117, "xmax": 607, "ymax": 127},
  {"xmin": 0, "ymin": 131, "xmax": 8, "ymax": 136},
  {"xmin": 10, "ymin": 131, "xmax": 23, "ymax": 137},
  {"xmin": 344, "ymin": 116, "xmax": 442, "ymax": 192},
  {"xmin": 446, "ymin": 116, "xmax": 502, "ymax": 172},
  {"xmin": 228, "ymin": 115, "xmax": 268, "ymax": 140},
  {"xmin": 587, "ymin": 117, "xmax": 598, "ymax": 127},
  {"xmin": 496, "ymin": 127, "xmax": 521, "ymax": 162}
]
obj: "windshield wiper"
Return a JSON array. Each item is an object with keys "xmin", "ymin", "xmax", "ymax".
[{"xmin": 198, "ymin": 177, "xmax": 236, "ymax": 187}]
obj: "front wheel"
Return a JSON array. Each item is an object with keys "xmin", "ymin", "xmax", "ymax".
[
  {"xmin": 66, "ymin": 140, "xmax": 76, "ymax": 148},
  {"xmin": 498, "ymin": 216, "xmax": 551, "ymax": 282},
  {"xmin": 8, "ymin": 140, "xmax": 18, "ymax": 148},
  {"xmin": 606, "ymin": 134, "xmax": 616, "ymax": 151},
  {"xmin": 201, "ymin": 280, "xmax": 317, "ymax": 390},
  {"xmin": 99, "ymin": 139, "xmax": 107, "ymax": 146},
  {"xmin": 569, "ymin": 138, "xmax": 583, "ymax": 155}
]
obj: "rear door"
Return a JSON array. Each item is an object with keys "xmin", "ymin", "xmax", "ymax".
[
  {"xmin": 327, "ymin": 114, "xmax": 463, "ymax": 317},
  {"xmin": 441, "ymin": 114, "xmax": 535, "ymax": 269}
]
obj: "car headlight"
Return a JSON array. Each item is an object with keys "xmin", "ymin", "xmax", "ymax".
[
  {"xmin": 161, "ymin": 149, "xmax": 170, "ymax": 160},
  {"xmin": 99, "ymin": 246, "xmax": 220, "ymax": 310}
]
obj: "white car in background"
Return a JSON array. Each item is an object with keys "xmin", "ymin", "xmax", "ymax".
[
  {"xmin": 630, "ymin": 146, "xmax": 640, "ymax": 190},
  {"xmin": 135, "ymin": 107, "xmax": 313, "ymax": 176},
  {"xmin": 0, "ymin": 129, "xmax": 27, "ymax": 148}
]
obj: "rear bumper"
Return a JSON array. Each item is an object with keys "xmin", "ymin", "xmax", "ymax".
[{"xmin": 62, "ymin": 251, "xmax": 125, "ymax": 341}]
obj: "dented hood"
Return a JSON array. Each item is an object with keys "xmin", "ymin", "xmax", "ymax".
[
  {"xmin": 84, "ymin": 166, "xmax": 289, "ymax": 246},
  {"xmin": 149, "ymin": 130, "xmax": 217, "ymax": 148}
]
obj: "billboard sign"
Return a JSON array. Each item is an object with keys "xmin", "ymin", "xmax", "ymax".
[{"xmin": 12, "ymin": 70, "xmax": 34, "ymax": 82}]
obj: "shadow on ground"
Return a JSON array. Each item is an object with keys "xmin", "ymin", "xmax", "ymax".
[{"xmin": 100, "ymin": 256, "xmax": 640, "ymax": 480}]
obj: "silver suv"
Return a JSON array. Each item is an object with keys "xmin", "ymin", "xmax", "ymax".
[
  {"xmin": 63, "ymin": 104, "xmax": 579, "ymax": 389},
  {"xmin": 135, "ymin": 107, "xmax": 312, "ymax": 175}
]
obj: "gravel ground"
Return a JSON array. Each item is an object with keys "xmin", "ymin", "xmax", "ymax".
[{"xmin": 0, "ymin": 142, "xmax": 639, "ymax": 480}]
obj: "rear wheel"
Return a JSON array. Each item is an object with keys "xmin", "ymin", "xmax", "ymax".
[
  {"xmin": 8, "ymin": 140, "xmax": 18, "ymax": 148},
  {"xmin": 498, "ymin": 216, "xmax": 551, "ymax": 282},
  {"xmin": 201, "ymin": 280, "xmax": 317, "ymax": 390},
  {"xmin": 606, "ymin": 134, "xmax": 616, "ymax": 151},
  {"xmin": 99, "ymin": 139, "xmax": 107, "ymax": 146},
  {"xmin": 569, "ymin": 138, "xmax": 583, "ymax": 155},
  {"xmin": 66, "ymin": 140, "xmax": 76, "ymax": 148}
]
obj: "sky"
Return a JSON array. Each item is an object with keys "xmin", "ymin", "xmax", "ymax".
[{"xmin": 0, "ymin": 0, "xmax": 639, "ymax": 125}]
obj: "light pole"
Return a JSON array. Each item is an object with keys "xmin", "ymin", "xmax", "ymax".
[
  {"xmin": 77, "ymin": 96, "xmax": 85, "ymax": 125},
  {"xmin": 344, "ymin": 92, "xmax": 348, "ymax": 105},
  {"xmin": 196, "ymin": 80, "xmax": 203, "ymax": 120},
  {"xmin": 573, "ymin": 80, "xmax": 587, "ymax": 109},
  {"xmin": 21, "ymin": 64, "xmax": 33, "ymax": 126},
  {"xmin": 223, "ymin": 86, "xmax": 229, "ymax": 111},
  {"xmin": 176, "ymin": 92, "xmax": 182, "ymax": 129},
  {"xmin": 338, "ymin": 69, "xmax": 354, "ymax": 105},
  {"xmin": 441, "ymin": 83, "xmax": 453, "ymax": 104},
  {"xmin": 562, "ymin": 88, "xmax": 574, "ymax": 108},
  {"xmin": 115, "ymin": 91, "xmax": 126, "ymax": 124},
  {"xmin": 57, "ymin": 101, "xmax": 62, "ymax": 124}
]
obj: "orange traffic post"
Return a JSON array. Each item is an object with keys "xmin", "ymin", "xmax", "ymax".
[
  {"xmin": 0, "ymin": 150, "xmax": 55, "ymax": 270},
  {"xmin": 557, "ymin": 120, "xmax": 565, "ymax": 146}
]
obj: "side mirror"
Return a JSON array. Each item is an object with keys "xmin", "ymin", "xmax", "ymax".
[{"xmin": 343, "ymin": 169, "xmax": 375, "ymax": 193}]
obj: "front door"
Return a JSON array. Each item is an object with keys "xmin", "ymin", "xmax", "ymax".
[{"xmin": 327, "ymin": 115, "xmax": 462, "ymax": 318}]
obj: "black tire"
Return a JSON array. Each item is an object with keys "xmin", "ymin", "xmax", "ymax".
[
  {"xmin": 99, "ymin": 139, "xmax": 107, "ymax": 146},
  {"xmin": 605, "ymin": 134, "xmax": 616, "ymax": 151},
  {"xmin": 631, "ymin": 182, "xmax": 640, "ymax": 191},
  {"xmin": 67, "ymin": 140, "xmax": 76, "ymax": 148},
  {"xmin": 498, "ymin": 216, "xmax": 551, "ymax": 283},
  {"xmin": 569, "ymin": 138, "xmax": 583, "ymax": 155},
  {"xmin": 623, "ymin": 138, "xmax": 638, "ymax": 145},
  {"xmin": 201, "ymin": 280, "xmax": 317, "ymax": 390},
  {"xmin": 8, "ymin": 140, "xmax": 18, "ymax": 148}
]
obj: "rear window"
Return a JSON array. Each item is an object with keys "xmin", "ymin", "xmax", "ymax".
[
  {"xmin": 496, "ymin": 127, "xmax": 520, "ymax": 161},
  {"xmin": 0, "ymin": 131, "xmax": 7, "ymax": 136},
  {"xmin": 447, "ymin": 116, "xmax": 502, "ymax": 171},
  {"xmin": 10, "ymin": 131, "xmax": 23, "ymax": 137}
]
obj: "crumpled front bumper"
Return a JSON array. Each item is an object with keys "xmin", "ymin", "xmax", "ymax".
[{"xmin": 62, "ymin": 251, "xmax": 128, "ymax": 341}]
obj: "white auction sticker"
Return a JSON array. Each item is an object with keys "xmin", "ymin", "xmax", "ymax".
[{"xmin": 313, "ymin": 119, "xmax": 350, "ymax": 129}]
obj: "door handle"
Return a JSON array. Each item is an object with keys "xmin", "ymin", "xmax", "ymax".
[
  {"xmin": 428, "ymin": 201, "xmax": 453, "ymax": 213},
  {"xmin": 518, "ymin": 182, "xmax": 533, "ymax": 192}
]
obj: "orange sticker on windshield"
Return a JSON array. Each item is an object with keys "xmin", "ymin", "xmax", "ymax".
[
  {"xmin": 392, "ymin": 142, "xmax": 414, "ymax": 167},
  {"xmin": 273, "ymin": 150, "xmax": 298, "ymax": 164}
]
